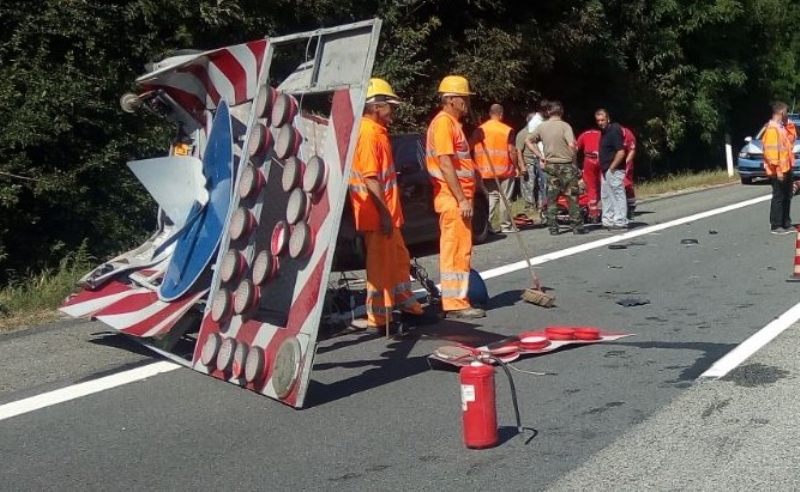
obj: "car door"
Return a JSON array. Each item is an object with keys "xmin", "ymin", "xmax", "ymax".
[{"xmin": 391, "ymin": 134, "xmax": 438, "ymax": 245}]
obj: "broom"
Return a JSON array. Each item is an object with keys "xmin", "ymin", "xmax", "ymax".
[{"xmin": 478, "ymin": 138, "xmax": 555, "ymax": 307}]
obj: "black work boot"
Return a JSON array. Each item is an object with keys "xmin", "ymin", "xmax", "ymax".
[{"xmin": 573, "ymin": 226, "xmax": 587, "ymax": 235}]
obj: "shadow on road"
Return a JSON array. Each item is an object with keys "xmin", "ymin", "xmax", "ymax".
[
  {"xmin": 486, "ymin": 289, "xmax": 525, "ymax": 310},
  {"xmin": 88, "ymin": 332, "xmax": 157, "ymax": 358},
  {"xmin": 601, "ymin": 340, "xmax": 737, "ymax": 381},
  {"xmin": 307, "ymin": 319, "xmax": 508, "ymax": 407}
]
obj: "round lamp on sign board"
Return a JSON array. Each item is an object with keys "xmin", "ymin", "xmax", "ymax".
[
  {"xmin": 216, "ymin": 337, "xmax": 237, "ymax": 373},
  {"xmin": 271, "ymin": 92, "xmax": 298, "ymax": 128},
  {"xmin": 244, "ymin": 346, "xmax": 266, "ymax": 384},
  {"xmin": 210, "ymin": 289, "xmax": 232, "ymax": 324},
  {"xmin": 232, "ymin": 341, "xmax": 249, "ymax": 379},
  {"xmin": 275, "ymin": 125, "xmax": 301, "ymax": 160},
  {"xmin": 574, "ymin": 327, "xmax": 601, "ymax": 341},
  {"xmin": 544, "ymin": 326, "xmax": 576, "ymax": 341},
  {"xmin": 271, "ymin": 221, "xmax": 289, "ymax": 256},
  {"xmin": 286, "ymin": 188, "xmax": 310, "ymax": 225},
  {"xmin": 252, "ymin": 250, "xmax": 277, "ymax": 285},
  {"xmin": 233, "ymin": 279, "xmax": 260, "ymax": 316},
  {"xmin": 302, "ymin": 155, "xmax": 328, "ymax": 195},
  {"xmin": 271, "ymin": 337, "xmax": 301, "ymax": 399},
  {"xmin": 220, "ymin": 249, "xmax": 247, "ymax": 285},
  {"xmin": 229, "ymin": 207, "xmax": 256, "ymax": 242},
  {"xmin": 255, "ymin": 85, "xmax": 277, "ymax": 120},
  {"xmin": 238, "ymin": 163, "xmax": 265, "ymax": 199},
  {"xmin": 281, "ymin": 156, "xmax": 304, "ymax": 193},
  {"xmin": 289, "ymin": 221, "xmax": 313, "ymax": 259},
  {"xmin": 482, "ymin": 342, "xmax": 519, "ymax": 356},
  {"xmin": 200, "ymin": 333, "xmax": 222, "ymax": 367},
  {"xmin": 518, "ymin": 335, "xmax": 550, "ymax": 351},
  {"xmin": 247, "ymin": 123, "xmax": 269, "ymax": 157}
]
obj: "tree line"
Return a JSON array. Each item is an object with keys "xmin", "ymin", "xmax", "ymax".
[{"xmin": 0, "ymin": 0, "xmax": 797, "ymax": 280}]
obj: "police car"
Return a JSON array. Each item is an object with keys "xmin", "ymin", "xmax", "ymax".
[{"xmin": 737, "ymin": 113, "xmax": 800, "ymax": 184}]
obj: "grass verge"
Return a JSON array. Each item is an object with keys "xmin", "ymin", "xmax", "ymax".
[
  {"xmin": 635, "ymin": 169, "xmax": 739, "ymax": 199},
  {"xmin": 0, "ymin": 244, "xmax": 94, "ymax": 332}
]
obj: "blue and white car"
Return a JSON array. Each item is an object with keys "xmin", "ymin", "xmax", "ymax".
[{"xmin": 737, "ymin": 113, "xmax": 800, "ymax": 184}]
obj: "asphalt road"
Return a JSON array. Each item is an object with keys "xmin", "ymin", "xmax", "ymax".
[{"xmin": 0, "ymin": 182, "xmax": 795, "ymax": 491}]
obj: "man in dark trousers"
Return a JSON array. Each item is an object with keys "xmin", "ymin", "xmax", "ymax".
[
  {"xmin": 595, "ymin": 109, "xmax": 628, "ymax": 229},
  {"xmin": 762, "ymin": 101, "xmax": 797, "ymax": 234}
]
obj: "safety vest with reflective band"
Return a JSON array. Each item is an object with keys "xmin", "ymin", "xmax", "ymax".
[
  {"xmin": 762, "ymin": 120, "xmax": 795, "ymax": 177},
  {"xmin": 425, "ymin": 111, "xmax": 476, "ymax": 212},
  {"xmin": 349, "ymin": 118, "xmax": 403, "ymax": 231},
  {"xmin": 473, "ymin": 119, "xmax": 515, "ymax": 179}
]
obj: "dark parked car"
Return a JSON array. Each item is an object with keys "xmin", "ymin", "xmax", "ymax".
[{"xmin": 333, "ymin": 133, "xmax": 490, "ymax": 271}]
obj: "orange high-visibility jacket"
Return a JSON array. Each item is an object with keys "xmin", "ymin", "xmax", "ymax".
[
  {"xmin": 425, "ymin": 111, "xmax": 476, "ymax": 212},
  {"xmin": 349, "ymin": 118, "xmax": 403, "ymax": 231},
  {"xmin": 473, "ymin": 119, "xmax": 515, "ymax": 179},
  {"xmin": 762, "ymin": 120, "xmax": 795, "ymax": 176}
]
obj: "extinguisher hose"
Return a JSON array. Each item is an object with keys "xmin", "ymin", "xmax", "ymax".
[{"xmin": 485, "ymin": 356, "xmax": 523, "ymax": 434}]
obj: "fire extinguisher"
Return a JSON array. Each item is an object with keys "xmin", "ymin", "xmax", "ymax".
[{"xmin": 460, "ymin": 361, "xmax": 499, "ymax": 449}]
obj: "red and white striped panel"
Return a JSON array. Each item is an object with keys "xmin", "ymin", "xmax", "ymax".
[
  {"xmin": 94, "ymin": 289, "xmax": 208, "ymax": 338},
  {"xmin": 60, "ymin": 263, "xmax": 170, "ymax": 319},
  {"xmin": 138, "ymin": 40, "xmax": 267, "ymax": 119},
  {"xmin": 59, "ymin": 280, "xmax": 145, "ymax": 319},
  {"xmin": 192, "ymin": 87, "xmax": 361, "ymax": 408}
]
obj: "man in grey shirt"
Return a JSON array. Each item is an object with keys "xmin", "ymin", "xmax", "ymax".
[{"xmin": 526, "ymin": 101, "xmax": 585, "ymax": 235}]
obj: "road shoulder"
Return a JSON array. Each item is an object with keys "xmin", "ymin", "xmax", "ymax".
[{"xmin": 547, "ymin": 323, "xmax": 800, "ymax": 491}]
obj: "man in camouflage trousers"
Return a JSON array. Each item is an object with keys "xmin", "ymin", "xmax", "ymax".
[{"xmin": 525, "ymin": 101, "xmax": 585, "ymax": 235}]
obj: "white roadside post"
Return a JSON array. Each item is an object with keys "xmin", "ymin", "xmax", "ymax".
[{"xmin": 725, "ymin": 134, "xmax": 734, "ymax": 178}]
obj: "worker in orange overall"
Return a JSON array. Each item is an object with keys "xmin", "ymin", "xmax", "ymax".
[
  {"xmin": 763, "ymin": 101, "xmax": 797, "ymax": 234},
  {"xmin": 349, "ymin": 78, "xmax": 426, "ymax": 329},
  {"xmin": 472, "ymin": 104, "xmax": 519, "ymax": 233},
  {"xmin": 426, "ymin": 75, "xmax": 485, "ymax": 319}
]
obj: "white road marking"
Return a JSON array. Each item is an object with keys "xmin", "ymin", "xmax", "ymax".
[
  {"xmin": 700, "ymin": 300, "xmax": 800, "ymax": 379},
  {"xmin": 0, "ymin": 192, "xmax": 772, "ymax": 421},
  {"xmin": 0, "ymin": 361, "xmax": 179, "ymax": 422},
  {"xmin": 480, "ymin": 194, "xmax": 771, "ymax": 280}
]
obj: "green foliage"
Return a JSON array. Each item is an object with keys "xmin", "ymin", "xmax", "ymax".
[
  {"xmin": 0, "ymin": 0, "xmax": 798, "ymax": 284},
  {"xmin": 0, "ymin": 241, "xmax": 94, "ymax": 317}
]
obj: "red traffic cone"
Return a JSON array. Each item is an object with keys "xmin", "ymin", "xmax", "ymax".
[{"xmin": 787, "ymin": 226, "xmax": 800, "ymax": 282}]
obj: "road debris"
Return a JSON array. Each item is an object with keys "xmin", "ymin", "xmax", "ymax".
[
  {"xmin": 681, "ymin": 239, "xmax": 700, "ymax": 245},
  {"xmin": 616, "ymin": 298, "xmax": 651, "ymax": 307}
]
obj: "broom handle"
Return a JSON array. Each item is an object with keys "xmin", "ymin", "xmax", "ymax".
[{"xmin": 480, "ymin": 141, "xmax": 542, "ymax": 290}]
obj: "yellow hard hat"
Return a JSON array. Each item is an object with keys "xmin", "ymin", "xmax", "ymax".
[
  {"xmin": 438, "ymin": 75, "xmax": 474, "ymax": 96},
  {"xmin": 366, "ymin": 78, "xmax": 400, "ymax": 104}
]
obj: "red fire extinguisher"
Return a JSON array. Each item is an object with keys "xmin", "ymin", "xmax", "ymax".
[{"xmin": 460, "ymin": 361, "xmax": 498, "ymax": 449}]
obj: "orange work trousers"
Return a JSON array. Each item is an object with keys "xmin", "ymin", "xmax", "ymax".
[
  {"xmin": 364, "ymin": 228, "xmax": 423, "ymax": 326},
  {"xmin": 438, "ymin": 206, "xmax": 473, "ymax": 311}
]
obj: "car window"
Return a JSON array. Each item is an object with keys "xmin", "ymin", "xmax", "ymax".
[
  {"xmin": 391, "ymin": 135, "xmax": 425, "ymax": 173},
  {"xmin": 754, "ymin": 119, "xmax": 800, "ymax": 140}
]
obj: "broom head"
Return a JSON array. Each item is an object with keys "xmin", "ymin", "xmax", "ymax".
[{"xmin": 521, "ymin": 287, "xmax": 555, "ymax": 307}]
